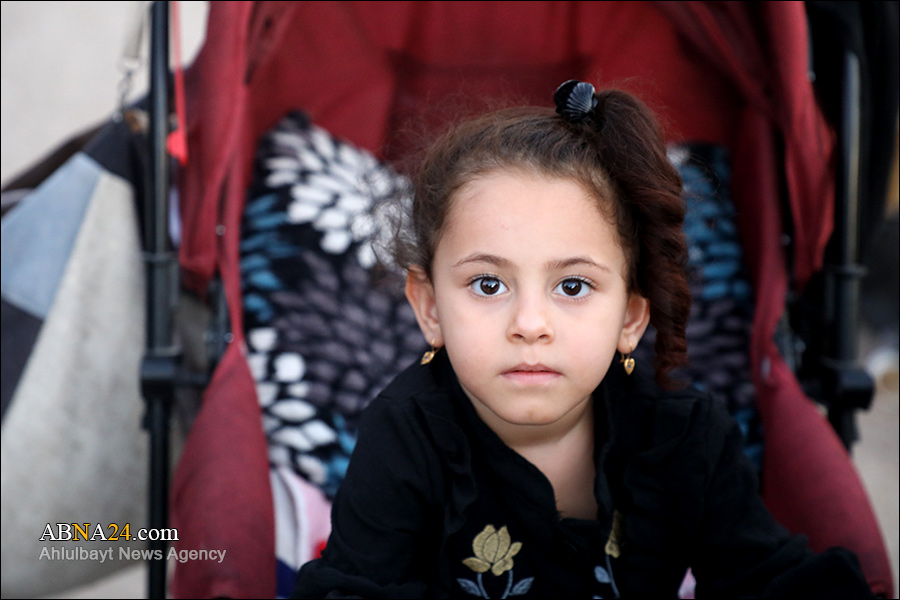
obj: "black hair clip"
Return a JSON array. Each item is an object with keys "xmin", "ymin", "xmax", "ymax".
[{"xmin": 553, "ymin": 80, "xmax": 598, "ymax": 123}]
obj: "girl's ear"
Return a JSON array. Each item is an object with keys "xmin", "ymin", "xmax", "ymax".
[
  {"xmin": 618, "ymin": 293, "xmax": 650, "ymax": 354},
  {"xmin": 405, "ymin": 266, "xmax": 444, "ymax": 348}
]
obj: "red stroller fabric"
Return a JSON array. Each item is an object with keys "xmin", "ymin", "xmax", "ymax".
[{"xmin": 172, "ymin": 2, "xmax": 891, "ymax": 597}]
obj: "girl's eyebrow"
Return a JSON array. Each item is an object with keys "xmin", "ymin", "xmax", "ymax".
[
  {"xmin": 549, "ymin": 256, "xmax": 612, "ymax": 274},
  {"xmin": 452, "ymin": 253, "xmax": 514, "ymax": 269},
  {"xmin": 452, "ymin": 253, "xmax": 611, "ymax": 274}
]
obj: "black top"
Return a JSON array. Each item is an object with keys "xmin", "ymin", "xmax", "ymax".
[{"xmin": 292, "ymin": 351, "xmax": 872, "ymax": 598}]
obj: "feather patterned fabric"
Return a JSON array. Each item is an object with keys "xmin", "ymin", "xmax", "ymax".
[{"xmin": 241, "ymin": 112, "xmax": 425, "ymax": 498}]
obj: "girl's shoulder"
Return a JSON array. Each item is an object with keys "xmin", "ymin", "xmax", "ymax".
[
  {"xmin": 357, "ymin": 360, "xmax": 437, "ymax": 444},
  {"xmin": 608, "ymin": 367, "xmax": 741, "ymax": 468},
  {"xmin": 357, "ymin": 355, "xmax": 467, "ymax": 463},
  {"xmin": 341, "ymin": 360, "xmax": 457, "ymax": 508},
  {"xmin": 363, "ymin": 357, "xmax": 455, "ymax": 427}
]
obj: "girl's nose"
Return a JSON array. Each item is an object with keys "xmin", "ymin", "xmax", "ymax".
[{"xmin": 507, "ymin": 293, "xmax": 554, "ymax": 343}]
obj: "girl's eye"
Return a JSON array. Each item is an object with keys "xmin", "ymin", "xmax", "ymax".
[
  {"xmin": 469, "ymin": 276, "xmax": 508, "ymax": 297},
  {"xmin": 554, "ymin": 277, "xmax": 593, "ymax": 298}
]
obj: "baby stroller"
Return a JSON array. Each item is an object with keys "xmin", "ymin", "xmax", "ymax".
[{"xmin": 1, "ymin": 1, "xmax": 895, "ymax": 598}]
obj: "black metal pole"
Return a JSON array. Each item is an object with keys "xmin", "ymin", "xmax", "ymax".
[
  {"xmin": 142, "ymin": 2, "xmax": 179, "ymax": 598},
  {"xmin": 823, "ymin": 49, "xmax": 874, "ymax": 449}
]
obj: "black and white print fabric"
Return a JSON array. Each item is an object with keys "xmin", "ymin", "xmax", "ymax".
[{"xmin": 241, "ymin": 112, "xmax": 425, "ymax": 498}]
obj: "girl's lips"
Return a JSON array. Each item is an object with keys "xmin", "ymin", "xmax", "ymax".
[{"xmin": 501, "ymin": 365, "xmax": 561, "ymax": 384}]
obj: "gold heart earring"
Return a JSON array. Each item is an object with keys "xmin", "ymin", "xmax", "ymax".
[
  {"xmin": 421, "ymin": 340, "xmax": 439, "ymax": 365},
  {"xmin": 620, "ymin": 345, "xmax": 635, "ymax": 375}
]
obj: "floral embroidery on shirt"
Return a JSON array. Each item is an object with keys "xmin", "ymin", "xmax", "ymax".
[
  {"xmin": 458, "ymin": 525, "xmax": 533, "ymax": 598},
  {"xmin": 594, "ymin": 512, "xmax": 624, "ymax": 598},
  {"xmin": 464, "ymin": 525, "xmax": 522, "ymax": 575},
  {"xmin": 593, "ymin": 554, "xmax": 621, "ymax": 599},
  {"xmin": 604, "ymin": 510, "xmax": 625, "ymax": 558}
]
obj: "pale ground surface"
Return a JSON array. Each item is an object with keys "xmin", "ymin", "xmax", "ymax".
[{"xmin": 2, "ymin": 2, "xmax": 897, "ymax": 598}]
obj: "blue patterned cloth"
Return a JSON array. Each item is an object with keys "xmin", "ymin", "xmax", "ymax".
[
  {"xmin": 637, "ymin": 144, "xmax": 762, "ymax": 468},
  {"xmin": 241, "ymin": 112, "xmax": 425, "ymax": 498}
]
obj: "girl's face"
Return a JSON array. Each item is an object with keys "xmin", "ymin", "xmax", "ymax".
[{"xmin": 407, "ymin": 169, "xmax": 649, "ymax": 441}]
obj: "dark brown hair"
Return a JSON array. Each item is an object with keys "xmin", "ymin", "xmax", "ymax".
[{"xmin": 391, "ymin": 89, "xmax": 690, "ymax": 387}]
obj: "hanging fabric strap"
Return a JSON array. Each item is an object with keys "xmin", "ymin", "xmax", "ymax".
[
  {"xmin": 167, "ymin": 0, "xmax": 189, "ymax": 165},
  {"xmin": 117, "ymin": 1, "xmax": 149, "ymax": 120}
]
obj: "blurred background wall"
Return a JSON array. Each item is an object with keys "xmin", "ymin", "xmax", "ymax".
[{"xmin": 1, "ymin": 1, "xmax": 208, "ymax": 183}]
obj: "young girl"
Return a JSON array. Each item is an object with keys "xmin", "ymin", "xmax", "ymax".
[{"xmin": 292, "ymin": 81, "xmax": 872, "ymax": 598}]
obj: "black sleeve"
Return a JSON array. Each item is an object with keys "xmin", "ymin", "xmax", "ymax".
[
  {"xmin": 291, "ymin": 395, "xmax": 439, "ymax": 599},
  {"xmin": 691, "ymin": 401, "xmax": 873, "ymax": 599}
]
